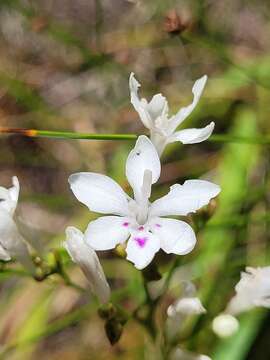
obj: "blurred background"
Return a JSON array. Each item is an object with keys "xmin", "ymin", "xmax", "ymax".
[{"xmin": 0, "ymin": 0, "xmax": 270, "ymax": 359}]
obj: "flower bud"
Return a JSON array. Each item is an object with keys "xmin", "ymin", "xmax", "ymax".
[
  {"xmin": 64, "ymin": 226, "xmax": 110, "ymax": 303},
  {"xmin": 212, "ymin": 314, "xmax": 239, "ymax": 338}
]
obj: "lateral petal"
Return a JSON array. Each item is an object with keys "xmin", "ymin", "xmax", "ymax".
[
  {"xmin": 151, "ymin": 218, "xmax": 196, "ymax": 255},
  {"xmin": 85, "ymin": 216, "xmax": 130, "ymax": 251},
  {"xmin": 168, "ymin": 122, "xmax": 214, "ymax": 144},
  {"xmin": 69, "ymin": 172, "xmax": 130, "ymax": 216},
  {"xmin": 150, "ymin": 180, "xmax": 220, "ymax": 217}
]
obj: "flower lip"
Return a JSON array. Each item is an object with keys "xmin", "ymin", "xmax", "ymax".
[{"xmin": 134, "ymin": 236, "xmax": 148, "ymax": 247}]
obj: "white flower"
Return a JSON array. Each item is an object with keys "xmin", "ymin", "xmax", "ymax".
[
  {"xmin": 0, "ymin": 177, "xmax": 34, "ymax": 272},
  {"xmin": 69, "ymin": 136, "xmax": 220, "ymax": 270},
  {"xmin": 226, "ymin": 266, "xmax": 270, "ymax": 315},
  {"xmin": 64, "ymin": 226, "xmax": 110, "ymax": 303},
  {"xmin": 167, "ymin": 281, "xmax": 206, "ymax": 317},
  {"xmin": 129, "ymin": 73, "xmax": 214, "ymax": 155},
  {"xmin": 212, "ymin": 314, "xmax": 239, "ymax": 338}
]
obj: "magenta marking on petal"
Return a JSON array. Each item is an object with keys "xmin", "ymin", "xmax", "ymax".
[
  {"xmin": 138, "ymin": 226, "xmax": 144, "ymax": 231},
  {"xmin": 134, "ymin": 237, "xmax": 148, "ymax": 248},
  {"xmin": 122, "ymin": 222, "xmax": 129, "ymax": 227},
  {"xmin": 155, "ymin": 223, "xmax": 162, "ymax": 228}
]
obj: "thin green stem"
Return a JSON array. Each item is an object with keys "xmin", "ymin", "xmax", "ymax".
[
  {"xmin": 0, "ymin": 128, "xmax": 138, "ymax": 141},
  {"xmin": 1, "ymin": 127, "xmax": 270, "ymax": 145}
]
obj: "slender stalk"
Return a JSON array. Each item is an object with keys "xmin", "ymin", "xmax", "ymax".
[
  {"xmin": 0, "ymin": 128, "xmax": 138, "ymax": 141},
  {"xmin": 1, "ymin": 127, "xmax": 270, "ymax": 145}
]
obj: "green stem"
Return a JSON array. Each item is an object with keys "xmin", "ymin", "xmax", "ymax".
[
  {"xmin": 0, "ymin": 128, "xmax": 138, "ymax": 141},
  {"xmin": 1, "ymin": 127, "xmax": 270, "ymax": 145}
]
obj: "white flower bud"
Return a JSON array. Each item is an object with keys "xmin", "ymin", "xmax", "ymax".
[
  {"xmin": 64, "ymin": 226, "xmax": 110, "ymax": 303},
  {"xmin": 168, "ymin": 297, "xmax": 206, "ymax": 317},
  {"xmin": 212, "ymin": 314, "xmax": 239, "ymax": 338}
]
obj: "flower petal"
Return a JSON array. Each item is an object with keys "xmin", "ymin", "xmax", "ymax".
[
  {"xmin": 65, "ymin": 226, "xmax": 110, "ymax": 303},
  {"xmin": 150, "ymin": 180, "xmax": 220, "ymax": 217},
  {"xmin": 129, "ymin": 72, "xmax": 152, "ymax": 129},
  {"xmin": 168, "ymin": 122, "xmax": 214, "ymax": 144},
  {"xmin": 151, "ymin": 218, "xmax": 196, "ymax": 255},
  {"xmin": 126, "ymin": 230, "xmax": 160, "ymax": 270},
  {"xmin": 126, "ymin": 135, "xmax": 160, "ymax": 198},
  {"xmin": 69, "ymin": 172, "xmax": 130, "ymax": 216},
  {"xmin": 147, "ymin": 93, "xmax": 168, "ymax": 120},
  {"xmin": 0, "ymin": 209, "xmax": 34, "ymax": 273},
  {"xmin": 168, "ymin": 75, "xmax": 208, "ymax": 133},
  {"xmin": 0, "ymin": 176, "xmax": 20, "ymax": 216},
  {"xmin": 85, "ymin": 216, "xmax": 130, "ymax": 250}
]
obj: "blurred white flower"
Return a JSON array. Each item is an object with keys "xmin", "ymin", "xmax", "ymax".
[
  {"xmin": 226, "ymin": 266, "xmax": 270, "ymax": 315},
  {"xmin": 64, "ymin": 226, "xmax": 110, "ymax": 304},
  {"xmin": 0, "ymin": 177, "xmax": 34, "ymax": 272},
  {"xmin": 69, "ymin": 136, "xmax": 220, "ymax": 269},
  {"xmin": 167, "ymin": 281, "xmax": 206, "ymax": 317},
  {"xmin": 171, "ymin": 348, "xmax": 211, "ymax": 360},
  {"xmin": 212, "ymin": 314, "xmax": 239, "ymax": 338},
  {"xmin": 129, "ymin": 73, "xmax": 214, "ymax": 155},
  {"xmin": 0, "ymin": 176, "xmax": 19, "ymax": 215},
  {"xmin": 168, "ymin": 297, "xmax": 206, "ymax": 317}
]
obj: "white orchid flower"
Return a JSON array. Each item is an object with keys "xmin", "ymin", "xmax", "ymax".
[
  {"xmin": 0, "ymin": 177, "xmax": 34, "ymax": 272},
  {"xmin": 129, "ymin": 73, "xmax": 214, "ymax": 156},
  {"xmin": 69, "ymin": 136, "xmax": 220, "ymax": 270},
  {"xmin": 64, "ymin": 226, "xmax": 110, "ymax": 303},
  {"xmin": 226, "ymin": 266, "xmax": 270, "ymax": 315}
]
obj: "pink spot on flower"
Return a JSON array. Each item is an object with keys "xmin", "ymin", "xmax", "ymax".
[
  {"xmin": 134, "ymin": 237, "xmax": 148, "ymax": 248},
  {"xmin": 122, "ymin": 222, "xmax": 129, "ymax": 227},
  {"xmin": 138, "ymin": 226, "xmax": 144, "ymax": 231},
  {"xmin": 155, "ymin": 223, "xmax": 162, "ymax": 228}
]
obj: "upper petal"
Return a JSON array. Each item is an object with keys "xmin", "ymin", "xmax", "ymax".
[
  {"xmin": 168, "ymin": 122, "xmax": 214, "ymax": 144},
  {"xmin": 129, "ymin": 72, "xmax": 152, "ymax": 129},
  {"xmin": 150, "ymin": 180, "xmax": 221, "ymax": 217},
  {"xmin": 0, "ymin": 176, "xmax": 20, "ymax": 216},
  {"xmin": 65, "ymin": 226, "xmax": 110, "ymax": 303},
  {"xmin": 85, "ymin": 216, "xmax": 130, "ymax": 250},
  {"xmin": 126, "ymin": 135, "xmax": 161, "ymax": 198},
  {"xmin": 168, "ymin": 75, "xmax": 208, "ymax": 134},
  {"xmin": 126, "ymin": 230, "xmax": 160, "ymax": 270},
  {"xmin": 69, "ymin": 172, "xmax": 130, "ymax": 216},
  {"xmin": 147, "ymin": 93, "xmax": 168, "ymax": 120},
  {"xmin": 151, "ymin": 218, "xmax": 196, "ymax": 255}
]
